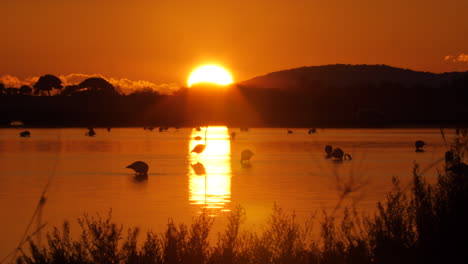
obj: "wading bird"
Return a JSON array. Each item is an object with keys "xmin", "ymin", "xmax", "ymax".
[
  {"xmin": 191, "ymin": 126, "xmax": 208, "ymax": 155},
  {"xmin": 241, "ymin": 149, "xmax": 254, "ymax": 163},
  {"xmin": 86, "ymin": 128, "xmax": 96, "ymax": 137},
  {"xmin": 19, "ymin": 131, "xmax": 31, "ymax": 137},
  {"xmin": 126, "ymin": 161, "xmax": 149, "ymax": 177},
  {"xmin": 331, "ymin": 148, "xmax": 352, "ymax": 160},
  {"xmin": 415, "ymin": 140, "xmax": 425, "ymax": 152},
  {"xmin": 191, "ymin": 162, "xmax": 206, "ymax": 175},
  {"xmin": 325, "ymin": 145, "xmax": 333, "ymax": 158}
]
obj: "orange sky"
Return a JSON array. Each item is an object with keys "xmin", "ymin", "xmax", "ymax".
[{"xmin": 2, "ymin": 0, "xmax": 468, "ymax": 86}]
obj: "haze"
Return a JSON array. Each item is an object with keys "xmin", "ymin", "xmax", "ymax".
[{"xmin": 2, "ymin": 0, "xmax": 467, "ymax": 84}]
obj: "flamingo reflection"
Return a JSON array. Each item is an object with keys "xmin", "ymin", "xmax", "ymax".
[
  {"xmin": 191, "ymin": 126, "xmax": 208, "ymax": 155},
  {"xmin": 191, "ymin": 162, "xmax": 206, "ymax": 175}
]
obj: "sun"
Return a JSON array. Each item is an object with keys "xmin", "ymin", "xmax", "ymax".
[{"xmin": 188, "ymin": 65, "xmax": 233, "ymax": 87}]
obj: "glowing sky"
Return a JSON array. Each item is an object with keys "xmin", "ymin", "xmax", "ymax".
[{"xmin": 2, "ymin": 0, "xmax": 467, "ymax": 85}]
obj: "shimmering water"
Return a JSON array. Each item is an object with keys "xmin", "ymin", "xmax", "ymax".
[{"xmin": 0, "ymin": 127, "xmax": 453, "ymax": 257}]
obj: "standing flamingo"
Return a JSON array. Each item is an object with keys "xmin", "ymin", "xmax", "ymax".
[
  {"xmin": 241, "ymin": 149, "xmax": 254, "ymax": 163},
  {"xmin": 415, "ymin": 140, "xmax": 425, "ymax": 152},
  {"xmin": 191, "ymin": 126, "xmax": 209, "ymax": 155},
  {"xmin": 126, "ymin": 161, "xmax": 149, "ymax": 178}
]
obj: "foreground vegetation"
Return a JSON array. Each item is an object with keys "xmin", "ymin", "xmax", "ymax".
[{"xmin": 11, "ymin": 133, "xmax": 468, "ymax": 264}]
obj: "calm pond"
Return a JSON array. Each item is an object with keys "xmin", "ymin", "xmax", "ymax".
[{"xmin": 0, "ymin": 127, "xmax": 453, "ymax": 256}]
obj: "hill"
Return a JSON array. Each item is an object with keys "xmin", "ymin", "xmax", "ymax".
[{"xmin": 239, "ymin": 64, "xmax": 468, "ymax": 90}]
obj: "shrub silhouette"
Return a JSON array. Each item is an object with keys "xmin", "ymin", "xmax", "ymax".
[
  {"xmin": 19, "ymin": 85, "xmax": 33, "ymax": 95},
  {"xmin": 78, "ymin": 77, "xmax": 117, "ymax": 96}
]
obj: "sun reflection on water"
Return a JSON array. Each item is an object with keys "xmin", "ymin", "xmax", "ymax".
[{"xmin": 188, "ymin": 126, "xmax": 231, "ymax": 211}]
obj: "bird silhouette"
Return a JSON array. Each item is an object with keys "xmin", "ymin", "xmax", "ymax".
[
  {"xmin": 126, "ymin": 161, "xmax": 149, "ymax": 177},
  {"xmin": 287, "ymin": 129, "xmax": 293, "ymax": 134},
  {"xmin": 191, "ymin": 126, "xmax": 208, "ymax": 155},
  {"xmin": 19, "ymin": 131, "xmax": 31, "ymax": 137},
  {"xmin": 191, "ymin": 162, "xmax": 206, "ymax": 175},
  {"xmin": 415, "ymin": 140, "xmax": 425, "ymax": 152},
  {"xmin": 230, "ymin": 132, "xmax": 236, "ymax": 140},
  {"xmin": 241, "ymin": 149, "xmax": 254, "ymax": 163},
  {"xmin": 308, "ymin": 128, "xmax": 317, "ymax": 134},
  {"xmin": 331, "ymin": 148, "xmax": 352, "ymax": 161},
  {"xmin": 325, "ymin": 145, "xmax": 333, "ymax": 158},
  {"xmin": 86, "ymin": 128, "xmax": 96, "ymax": 137}
]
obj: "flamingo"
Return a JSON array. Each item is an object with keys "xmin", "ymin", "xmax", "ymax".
[
  {"xmin": 241, "ymin": 149, "xmax": 254, "ymax": 163},
  {"xmin": 325, "ymin": 145, "xmax": 333, "ymax": 158},
  {"xmin": 126, "ymin": 161, "xmax": 149, "ymax": 178},
  {"xmin": 86, "ymin": 128, "xmax": 96, "ymax": 137},
  {"xmin": 331, "ymin": 148, "xmax": 352, "ymax": 161},
  {"xmin": 19, "ymin": 131, "xmax": 31, "ymax": 137},
  {"xmin": 415, "ymin": 140, "xmax": 425, "ymax": 152},
  {"xmin": 191, "ymin": 162, "xmax": 206, "ymax": 175},
  {"xmin": 191, "ymin": 126, "xmax": 208, "ymax": 155}
]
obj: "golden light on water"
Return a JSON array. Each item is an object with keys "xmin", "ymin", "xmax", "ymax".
[
  {"xmin": 187, "ymin": 65, "xmax": 233, "ymax": 87},
  {"xmin": 188, "ymin": 126, "xmax": 231, "ymax": 210}
]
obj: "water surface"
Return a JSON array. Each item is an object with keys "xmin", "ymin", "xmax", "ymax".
[{"xmin": 0, "ymin": 127, "xmax": 452, "ymax": 257}]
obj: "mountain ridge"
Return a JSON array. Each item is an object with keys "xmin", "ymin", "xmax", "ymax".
[{"xmin": 239, "ymin": 64, "xmax": 468, "ymax": 90}]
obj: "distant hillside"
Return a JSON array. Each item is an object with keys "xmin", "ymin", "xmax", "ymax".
[{"xmin": 239, "ymin": 64, "xmax": 468, "ymax": 90}]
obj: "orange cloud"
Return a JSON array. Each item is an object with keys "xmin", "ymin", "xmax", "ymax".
[
  {"xmin": 444, "ymin": 55, "xmax": 455, "ymax": 61},
  {"xmin": 444, "ymin": 53, "xmax": 468, "ymax": 62},
  {"xmin": 0, "ymin": 75, "xmax": 38, "ymax": 87}
]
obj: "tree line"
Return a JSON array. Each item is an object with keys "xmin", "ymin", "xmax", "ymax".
[
  {"xmin": 0, "ymin": 74, "xmax": 155, "ymax": 97},
  {"xmin": 1, "ymin": 73, "xmax": 468, "ymax": 127}
]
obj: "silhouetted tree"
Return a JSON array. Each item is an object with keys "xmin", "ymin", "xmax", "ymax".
[
  {"xmin": 33, "ymin": 74, "xmax": 63, "ymax": 96},
  {"xmin": 78, "ymin": 77, "xmax": 116, "ymax": 95},
  {"xmin": 19, "ymin": 85, "xmax": 33, "ymax": 95}
]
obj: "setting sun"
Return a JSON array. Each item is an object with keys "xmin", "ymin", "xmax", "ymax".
[{"xmin": 187, "ymin": 65, "xmax": 233, "ymax": 87}]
